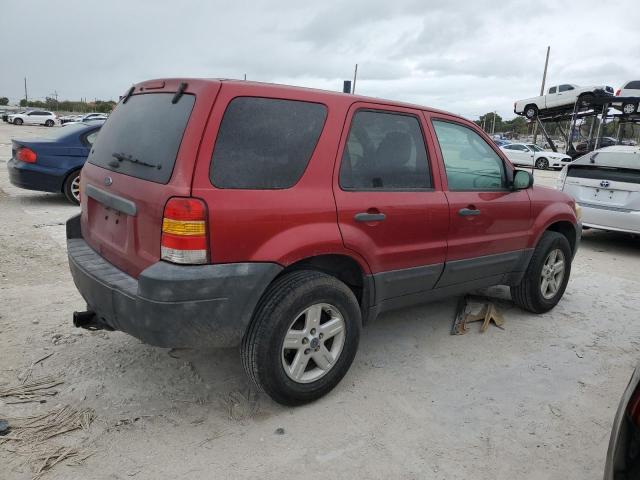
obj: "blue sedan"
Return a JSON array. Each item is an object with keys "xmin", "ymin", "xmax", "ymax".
[{"xmin": 7, "ymin": 120, "xmax": 104, "ymax": 204}]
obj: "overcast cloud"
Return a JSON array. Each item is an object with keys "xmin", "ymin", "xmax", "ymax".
[{"xmin": 1, "ymin": 0, "xmax": 639, "ymax": 119}]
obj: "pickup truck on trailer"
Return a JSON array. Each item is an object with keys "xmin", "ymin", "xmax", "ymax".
[{"xmin": 515, "ymin": 83, "xmax": 614, "ymax": 119}]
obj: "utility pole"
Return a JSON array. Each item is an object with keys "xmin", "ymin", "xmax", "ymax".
[
  {"xmin": 533, "ymin": 46, "xmax": 550, "ymax": 144},
  {"xmin": 24, "ymin": 77, "xmax": 28, "ymax": 103},
  {"xmin": 352, "ymin": 64, "xmax": 358, "ymax": 94}
]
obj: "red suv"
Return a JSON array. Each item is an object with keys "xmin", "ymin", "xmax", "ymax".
[{"xmin": 67, "ymin": 79, "xmax": 581, "ymax": 405}]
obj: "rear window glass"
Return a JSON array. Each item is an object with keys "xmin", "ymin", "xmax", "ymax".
[
  {"xmin": 40, "ymin": 122, "xmax": 98, "ymax": 140},
  {"xmin": 88, "ymin": 93, "xmax": 195, "ymax": 184},
  {"xmin": 210, "ymin": 97, "xmax": 327, "ymax": 189}
]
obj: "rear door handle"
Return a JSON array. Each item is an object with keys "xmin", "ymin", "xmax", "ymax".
[
  {"xmin": 355, "ymin": 212, "xmax": 386, "ymax": 222},
  {"xmin": 458, "ymin": 208, "xmax": 480, "ymax": 216}
]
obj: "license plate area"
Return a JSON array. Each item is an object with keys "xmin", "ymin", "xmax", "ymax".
[
  {"xmin": 87, "ymin": 199, "xmax": 130, "ymax": 251},
  {"xmin": 590, "ymin": 188, "xmax": 628, "ymax": 204}
]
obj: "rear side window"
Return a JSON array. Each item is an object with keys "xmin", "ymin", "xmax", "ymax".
[
  {"xmin": 339, "ymin": 110, "xmax": 431, "ymax": 190},
  {"xmin": 625, "ymin": 80, "xmax": 640, "ymax": 89},
  {"xmin": 88, "ymin": 93, "xmax": 195, "ymax": 184},
  {"xmin": 211, "ymin": 97, "xmax": 327, "ymax": 189},
  {"xmin": 559, "ymin": 84, "xmax": 574, "ymax": 92}
]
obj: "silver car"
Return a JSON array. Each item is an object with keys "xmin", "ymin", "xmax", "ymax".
[
  {"xmin": 604, "ymin": 366, "xmax": 640, "ymax": 479},
  {"xmin": 558, "ymin": 146, "xmax": 640, "ymax": 234}
]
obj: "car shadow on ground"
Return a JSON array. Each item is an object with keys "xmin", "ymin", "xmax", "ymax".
[
  {"xmin": 581, "ymin": 229, "xmax": 639, "ymax": 253},
  {"xmin": 15, "ymin": 192, "xmax": 76, "ymax": 207}
]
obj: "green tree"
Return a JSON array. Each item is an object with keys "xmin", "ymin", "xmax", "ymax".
[
  {"xmin": 0, "ymin": 97, "xmax": 8, "ymax": 106},
  {"xmin": 475, "ymin": 112, "xmax": 503, "ymax": 133},
  {"xmin": 19, "ymin": 98, "xmax": 28, "ymax": 107}
]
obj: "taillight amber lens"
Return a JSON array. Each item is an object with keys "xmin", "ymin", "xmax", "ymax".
[{"xmin": 161, "ymin": 197, "xmax": 209, "ymax": 264}]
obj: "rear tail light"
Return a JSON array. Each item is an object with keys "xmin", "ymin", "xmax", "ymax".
[
  {"xmin": 615, "ymin": 89, "xmax": 621, "ymax": 96},
  {"xmin": 17, "ymin": 147, "xmax": 37, "ymax": 163},
  {"xmin": 161, "ymin": 197, "xmax": 209, "ymax": 265}
]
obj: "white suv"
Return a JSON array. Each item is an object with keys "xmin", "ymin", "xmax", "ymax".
[{"xmin": 8, "ymin": 110, "xmax": 57, "ymax": 126}]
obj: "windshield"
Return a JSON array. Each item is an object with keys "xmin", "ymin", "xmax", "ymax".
[
  {"xmin": 40, "ymin": 122, "xmax": 98, "ymax": 140},
  {"xmin": 88, "ymin": 93, "xmax": 195, "ymax": 184}
]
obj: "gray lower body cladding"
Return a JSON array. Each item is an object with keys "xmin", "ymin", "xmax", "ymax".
[{"xmin": 66, "ymin": 215, "xmax": 282, "ymax": 348}]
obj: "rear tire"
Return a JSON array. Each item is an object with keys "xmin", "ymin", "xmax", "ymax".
[
  {"xmin": 511, "ymin": 231, "xmax": 572, "ymax": 313},
  {"xmin": 45, "ymin": 119, "xmax": 54, "ymax": 127},
  {"xmin": 622, "ymin": 103, "xmax": 637, "ymax": 115},
  {"xmin": 14, "ymin": 118, "xmax": 23, "ymax": 125},
  {"xmin": 242, "ymin": 270, "xmax": 361, "ymax": 406},
  {"xmin": 63, "ymin": 170, "xmax": 81, "ymax": 205},
  {"xmin": 535, "ymin": 157, "xmax": 549, "ymax": 170}
]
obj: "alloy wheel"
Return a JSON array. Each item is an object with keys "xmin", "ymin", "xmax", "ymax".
[
  {"xmin": 70, "ymin": 175, "xmax": 80, "ymax": 202},
  {"xmin": 281, "ymin": 303, "xmax": 346, "ymax": 383},
  {"xmin": 540, "ymin": 248, "xmax": 565, "ymax": 299}
]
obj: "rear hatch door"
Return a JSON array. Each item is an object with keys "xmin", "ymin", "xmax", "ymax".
[
  {"xmin": 79, "ymin": 80, "xmax": 220, "ymax": 277},
  {"xmin": 564, "ymin": 154, "xmax": 640, "ymax": 212}
]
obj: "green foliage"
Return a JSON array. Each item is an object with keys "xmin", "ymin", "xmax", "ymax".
[
  {"xmin": 474, "ymin": 112, "xmax": 530, "ymax": 136},
  {"xmin": 0, "ymin": 97, "xmax": 8, "ymax": 106},
  {"xmin": 18, "ymin": 98, "xmax": 116, "ymax": 113}
]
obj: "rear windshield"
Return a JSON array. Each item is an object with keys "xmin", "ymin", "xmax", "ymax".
[
  {"xmin": 41, "ymin": 122, "xmax": 100, "ymax": 141},
  {"xmin": 88, "ymin": 93, "xmax": 195, "ymax": 184},
  {"xmin": 567, "ymin": 165, "xmax": 640, "ymax": 184}
]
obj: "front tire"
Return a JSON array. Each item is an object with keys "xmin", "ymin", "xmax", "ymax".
[
  {"xmin": 535, "ymin": 157, "xmax": 549, "ymax": 170},
  {"xmin": 511, "ymin": 231, "xmax": 572, "ymax": 313},
  {"xmin": 14, "ymin": 118, "xmax": 23, "ymax": 125},
  {"xmin": 579, "ymin": 93, "xmax": 594, "ymax": 107},
  {"xmin": 63, "ymin": 170, "xmax": 81, "ymax": 205},
  {"xmin": 622, "ymin": 103, "xmax": 637, "ymax": 115},
  {"xmin": 242, "ymin": 270, "xmax": 361, "ymax": 406},
  {"xmin": 524, "ymin": 105, "xmax": 538, "ymax": 119}
]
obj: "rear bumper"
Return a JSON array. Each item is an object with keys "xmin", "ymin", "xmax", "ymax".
[
  {"xmin": 7, "ymin": 158, "xmax": 66, "ymax": 193},
  {"xmin": 66, "ymin": 214, "xmax": 282, "ymax": 348},
  {"xmin": 578, "ymin": 202, "xmax": 640, "ymax": 234}
]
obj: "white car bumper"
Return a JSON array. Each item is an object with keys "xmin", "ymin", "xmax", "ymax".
[
  {"xmin": 548, "ymin": 157, "xmax": 572, "ymax": 169},
  {"xmin": 578, "ymin": 201, "xmax": 640, "ymax": 234}
]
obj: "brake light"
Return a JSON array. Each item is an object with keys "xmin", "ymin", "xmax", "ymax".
[
  {"xmin": 615, "ymin": 89, "xmax": 621, "ymax": 96},
  {"xmin": 17, "ymin": 147, "xmax": 37, "ymax": 163},
  {"xmin": 161, "ymin": 197, "xmax": 209, "ymax": 264}
]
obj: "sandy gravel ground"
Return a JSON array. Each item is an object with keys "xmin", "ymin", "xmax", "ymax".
[{"xmin": 0, "ymin": 122, "xmax": 639, "ymax": 480}]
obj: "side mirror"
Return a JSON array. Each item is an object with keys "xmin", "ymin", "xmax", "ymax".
[{"xmin": 513, "ymin": 170, "xmax": 534, "ymax": 190}]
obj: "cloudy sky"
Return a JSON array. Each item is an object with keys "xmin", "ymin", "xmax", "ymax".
[{"xmin": 2, "ymin": 0, "xmax": 639, "ymax": 119}]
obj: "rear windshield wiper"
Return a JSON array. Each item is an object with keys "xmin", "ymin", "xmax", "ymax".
[
  {"xmin": 111, "ymin": 152, "xmax": 161, "ymax": 170},
  {"xmin": 172, "ymin": 82, "xmax": 188, "ymax": 104}
]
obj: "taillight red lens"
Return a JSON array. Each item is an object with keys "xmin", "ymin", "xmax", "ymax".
[
  {"xmin": 161, "ymin": 197, "xmax": 209, "ymax": 264},
  {"xmin": 615, "ymin": 89, "xmax": 621, "ymax": 96},
  {"xmin": 17, "ymin": 147, "xmax": 37, "ymax": 163}
]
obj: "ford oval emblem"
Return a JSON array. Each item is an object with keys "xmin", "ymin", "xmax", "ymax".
[
  {"xmin": 104, "ymin": 176, "xmax": 113, "ymax": 186},
  {"xmin": 600, "ymin": 180, "xmax": 610, "ymax": 188}
]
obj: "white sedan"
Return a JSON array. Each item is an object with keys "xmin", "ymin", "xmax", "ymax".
[
  {"xmin": 500, "ymin": 143, "xmax": 572, "ymax": 170},
  {"xmin": 558, "ymin": 145, "xmax": 640, "ymax": 234}
]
